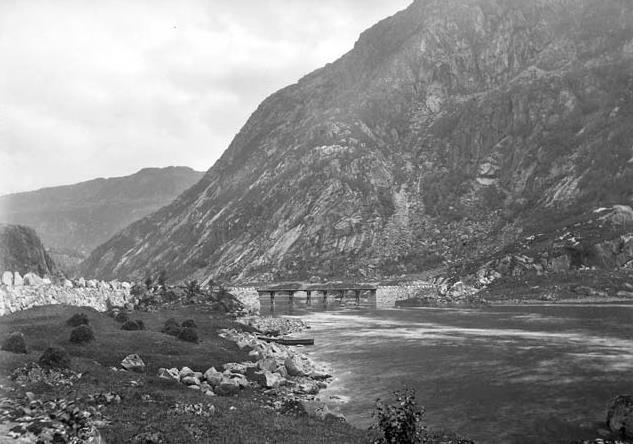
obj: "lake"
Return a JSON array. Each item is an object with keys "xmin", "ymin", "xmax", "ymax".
[{"xmin": 265, "ymin": 301, "xmax": 633, "ymax": 443}]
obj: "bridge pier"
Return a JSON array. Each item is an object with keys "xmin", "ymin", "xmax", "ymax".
[
  {"xmin": 270, "ymin": 291, "xmax": 276, "ymax": 305},
  {"xmin": 306, "ymin": 290, "xmax": 312, "ymax": 305},
  {"xmin": 289, "ymin": 290, "xmax": 295, "ymax": 304},
  {"xmin": 355, "ymin": 289, "xmax": 361, "ymax": 305},
  {"xmin": 322, "ymin": 290, "xmax": 327, "ymax": 304}
]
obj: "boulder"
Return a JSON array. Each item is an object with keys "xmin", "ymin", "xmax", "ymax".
[
  {"xmin": 215, "ymin": 379, "xmax": 240, "ymax": 396},
  {"xmin": 2, "ymin": 271, "xmax": 13, "ymax": 286},
  {"xmin": 204, "ymin": 367, "xmax": 224, "ymax": 387},
  {"xmin": 601, "ymin": 205, "xmax": 633, "ymax": 226},
  {"xmin": 23, "ymin": 272, "xmax": 43, "ymax": 286},
  {"xmin": 63, "ymin": 279, "xmax": 74, "ymax": 288},
  {"xmin": 121, "ymin": 354, "xmax": 146, "ymax": 373},
  {"xmin": 223, "ymin": 372, "xmax": 249, "ymax": 388},
  {"xmin": 285, "ymin": 356, "xmax": 308, "ymax": 377},
  {"xmin": 223, "ymin": 362, "xmax": 247, "ymax": 374},
  {"xmin": 121, "ymin": 282, "xmax": 131, "ymax": 290},
  {"xmin": 179, "ymin": 367, "xmax": 195, "ymax": 379},
  {"xmin": 13, "ymin": 272, "xmax": 23, "ymax": 286},
  {"xmin": 157, "ymin": 367, "xmax": 180, "ymax": 381},
  {"xmin": 42, "ymin": 277, "xmax": 52, "ymax": 285},
  {"xmin": 87, "ymin": 279, "xmax": 98, "ymax": 288},
  {"xmin": 617, "ymin": 291, "xmax": 633, "ymax": 298},
  {"xmin": 257, "ymin": 357, "xmax": 279, "ymax": 373},
  {"xmin": 77, "ymin": 277, "xmax": 86, "ymax": 287},
  {"xmin": 261, "ymin": 370, "xmax": 284, "ymax": 388},
  {"xmin": 607, "ymin": 395, "xmax": 633, "ymax": 437},
  {"xmin": 181, "ymin": 376, "xmax": 201, "ymax": 386}
]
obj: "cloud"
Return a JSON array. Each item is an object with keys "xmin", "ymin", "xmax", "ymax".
[{"xmin": 0, "ymin": 0, "xmax": 411, "ymax": 195}]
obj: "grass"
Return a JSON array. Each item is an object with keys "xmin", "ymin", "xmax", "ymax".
[{"xmin": 0, "ymin": 305, "xmax": 368, "ymax": 443}]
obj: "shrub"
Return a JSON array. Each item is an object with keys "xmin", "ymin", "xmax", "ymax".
[
  {"xmin": 121, "ymin": 320, "xmax": 145, "ymax": 331},
  {"xmin": 69, "ymin": 325, "xmax": 95, "ymax": 344},
  {"xmin": 177, "ymin": 327, "xmax": 198, "ymax": 343},
  {"xmin": 371, "ymin": 386, "xmax": 427, "ymax": 444},
  {"xmin": 115, "ymin": 311, "xmax": 129, "ymax": 323},
  {"xmin": 2, "ymin": 332, "xmax": 27, "ymax": 354},
  {"xmin": 162, "ymin": 318, "xmax": 181, "ymax": 336},
  {"xmin": 66, "ymin": 313, "xmax": 89, "ymax": 327},
  {"xmin": 181, "ymin": 319, "xmax": 197, "ymax": 329},
  {"xmin": 39, "ymin": 347, "xmax": 71, "ymax": 369}
]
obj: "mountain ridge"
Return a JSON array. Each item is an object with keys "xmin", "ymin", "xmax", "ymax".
[{"xmin": 83, "ymin": 0, "xmax": 633, "ymax": 283}]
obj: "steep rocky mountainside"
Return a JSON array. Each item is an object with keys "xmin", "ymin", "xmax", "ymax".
[
  {"xmin": 0, "ymin": 224, "xmax": 56, "ymax": 276},
  {"xmin": 84, "ymin": 0, "xmax": 633, "ymax": 283},
  {"xmin": 0, "ymin": 167, "xmax": 203, "ymax": 268}
]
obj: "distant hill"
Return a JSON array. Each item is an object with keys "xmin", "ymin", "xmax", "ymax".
[
  {"xmin": 0, "ymin": 167, "xmax": 204, "ymax": 269},
  {"xmin": 84, "ymin": 0, "xmax": 633, "ymax": 283},
  {"xmin": 0, "ymin": 224, "xmax": 56, "ymax": 276}
]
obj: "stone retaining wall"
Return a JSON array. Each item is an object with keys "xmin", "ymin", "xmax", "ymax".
[
  {"xmin": 376, "ymin": 281, "xmax": 436, "ymax": 309},
  {"xmin": 228, "ymin": 287, "xmax": 261, "ymax": 314},
  {"xmin": 0, "ymin": 271, "xmax": 133, "ymax": 316}
]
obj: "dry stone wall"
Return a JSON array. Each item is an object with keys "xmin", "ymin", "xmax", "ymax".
[
  {"xmin": 0, "ymin": 271, "xmax": 133, "ymax": 316},
  {"xmin": 228, "ymin": 287, "xmax": 261, "ymax": 314},
  {"xmin": 376, "ymin": 281, "xmax": 436, "ymax": 308}
]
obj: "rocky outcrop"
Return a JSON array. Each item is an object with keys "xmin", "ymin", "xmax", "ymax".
[
  {"xmin": 0, "ymin": 167, "xmax": 203, "ymax": 263},
  {"xmin": 0, "ymin": 224, "xmax": 56, "ymax": 277},
  {"xmin": 607, "ymin": 395, "xmax": 633, "ymax": 438},
  {"xmin": 83, "ymin": 0, "xmax": 633, "ymax": 283},
  {"xmin": 0, "ymin": 272, "xmax": 133, "ymax": 316}
]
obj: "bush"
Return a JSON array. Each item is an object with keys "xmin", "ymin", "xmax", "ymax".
[
  {"xmin": 177, "ymin": 327, "xmax": 198, "ymax": 343},
  {"xmin": 162, "ymin": 318, "xmax": 181, "ymax": 336},
  {"xmin": 66, "ymin": 313, "xmax": 89, "ymax": 327},
  {"xmin": 371, "ymin": 386, "xmax": 427, "ymax": 444},
  {"xmin": 181, "ymin": 319, "xmax": 197, "ymax": 329},
  {"xmin": 39, "ymin": 347, "xmax": 71, "ymax": 369},
  {"xmin": 2, "ymin": 332, "xmax": 27, "ymax": 354},
  {"xmin": 121, "ymin": 320, "xmax": 145, "ymax": 331},
  {"xmin": 69, "ymin": 325, "xmax": 95, "ymax": 344},
  {"xmin": 115, "ymin": 311, "xmax": 129, "ymax": 323}
]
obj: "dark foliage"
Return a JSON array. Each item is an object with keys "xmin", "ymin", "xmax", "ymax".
[
  {"xmin": 69, "ymin": 325, "xmax": 95, "ymax": 344},
  {"xmin": 121, "ymin": 320, "xmax": 145, "ymax": 331},
  {"xmin": 181, "ymin": 319, "xmax": 197, "ymax": 329},
  {"xmin": 2, "ymin": 331, "xmax": 27, "ymax": 354},
  {"xmin": 371, "ymin": 386, "xmax": 427, "ymax": 444},
  {"xmin": 66, "ymin": 313, "xmax": 89, "ymax": 327},
  {"xmin": 177, "ymin": 327, "xmax": 199, "ymax": 343},
  {"xmin": 161, "ymin": 318, "xmax": 181, "ymax": 336},
  {"xmin": 39, "ymin": 347, "xmax": 71, "ymax": 369}
]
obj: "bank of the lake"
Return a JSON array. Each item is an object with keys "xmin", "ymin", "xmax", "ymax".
[{"xmin": 276, "ymin": 303, "xmax": 633, "ymax": 444}]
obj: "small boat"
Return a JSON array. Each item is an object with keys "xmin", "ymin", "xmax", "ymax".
[{"xmin": 257, "ymin": 336, "xmax": 314, "ymax": 346}]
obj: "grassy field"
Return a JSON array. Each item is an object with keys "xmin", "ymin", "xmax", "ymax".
[{"xmin": 0, "ymin": 304, "xmax": 368, "ymax": 443}]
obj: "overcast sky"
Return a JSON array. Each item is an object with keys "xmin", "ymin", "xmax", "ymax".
[{"xmin": 0, "ymin": 0, "xmax": 411, "ymax": 195}]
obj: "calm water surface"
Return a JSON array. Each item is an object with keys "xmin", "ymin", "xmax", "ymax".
[{"xmin": 266, "ymin": 301, "xmax": 633, "ymax": 443}]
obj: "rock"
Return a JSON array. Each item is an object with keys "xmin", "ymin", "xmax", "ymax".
[
  {"xmin": 223, "ymin": 362, "xmax": 247, "ymax": 374},
  {"xmin": 2, "ymin": 271, "xmax": 13, "ymax": 286},
  {"xmin": 617, "ymin": 291, "xmax": 633, "ymax": 298},
  {"xmin": 42, "ymin": 277, "xmax": 52, "ymax": 285},
  {"xmin": 121, "ymin": 354, "xmax": 146, "ymax": 373},
  {"xmin": 261, "ymin": 370, "xmax": 284, "ymax": 388},
  {"xmin": 157, "ymin": 367, "xmax": 180, "ymax": 381},
  {"xmin": 13, "ymin": 272, "xmax": 23, "ymax": 286},
  {"xmin": 309, "ymin": 369, "xmax": 331, "ymax": 380},
  {"xmin": 2, "ymin": 331, "xmax": 27, "ymax": 353},
  {"xmin": 285, "ymin": 356, "xmax": 308, "ymax": 377},
  {"xmin": 23, "ymin": 272, "xmax": 43, "ymax": 286},
  {"xmin": 188, "ymin": 384, "xmax": 201, "ymax": 390},
  {"xmin": 87, "ymin": 279, "xmax": 98, "ymax": 288},
  {"xmin": 600, "ymin": 205, "xmax": 633, "ymax": 226},
  {"xmin": 294, "ymin": 381, "xmax": 320, "ymax": 395},
  {"xmin": 607, "ymin": 395, "xmax": 633, "ymax": 437},
  {"xmin": 63, "ymin": 279, "xmax": 74, "ymax": 288},
  {"xmin": 77, "ymin": 277, "xmax": 86, "ymax": 287},
  {"xmin": 258, "ymin": 357, "xmax": 279, "ymax": 373},
  {"xmin": 121, "ymin": 281, "xmax": 131, "ymax": 290},
  {"xmin": 215, "ymin": 379, "xmax": 240, "ymax": 396},
  {"xmin": 625, "ymin": 283, "xmax": 633, "ymax": 292},
  {"xmin": 204, "ymin": 367, "xmax": 224, "ymax": 387},
  {"xmin": 181, "ymin": 376, "xmax": 201, "ymax": 386},
  {"xmin": 179, "ymin": 367, "xmax": 195, "ymax": 379}
]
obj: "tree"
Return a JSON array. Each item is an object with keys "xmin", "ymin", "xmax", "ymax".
[{"xmin": 371, "ymin": 386, "xmax": 428, "ymax": 444}]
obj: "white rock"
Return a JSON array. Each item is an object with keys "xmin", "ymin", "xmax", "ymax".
[
  {"xmin": 2, "ymin": 271, "xmax": 13, "ymax": 286},
  {"xmin": 179, "ymin": 366, "xmax": 195, "ymax": 379},
  {"xmin": 157, "ymin": 367, "xmax": 180, "ymax": 381},
  {"xmin": 121, "ymin": 354, "xmax": 145, "ymax": 373},
  {"xmin": 223, "ymin": 362, "xmax": 247, "ymax": 374},
  {"xmin": 204, "ymin": 367, "xmax": 224, "ymax": 387},
  {"xmin": 181, "ymin": 376, "xmax": 201, "ymax": 386},
  {"xmin": 261, "ymin": 370, "xmax": 284, "ymax": 388},
  {"xmin": 13, "ymin": 272, "xmax": 23, "ymax": 286},
  {"xmin": 23, "ymin": 273, "xmax": 43, "ymax": 286}
]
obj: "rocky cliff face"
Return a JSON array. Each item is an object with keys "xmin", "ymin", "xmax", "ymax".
[
  {"xmin": 83, "ymin": 0, "xmax": 633, "ymax": 283},
  {"xmin": 0, "ymin": 167, "xmax": 203, "ymax": 267},
  {"xmin": 0, "ymin": 224, "xmax": 56, "ymax": 276}
]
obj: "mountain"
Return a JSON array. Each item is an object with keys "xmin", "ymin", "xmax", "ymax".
[
  {"xmin": 0, "ymin": 167, "xmax": 204, "ymax": 269},
  {"xmin": 0, "ymin": 224, "xmax": 56, "ymax": 276},
  {"xmin": 83, "ymin": 0, "xmax": 633, "ymax": 284}
]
